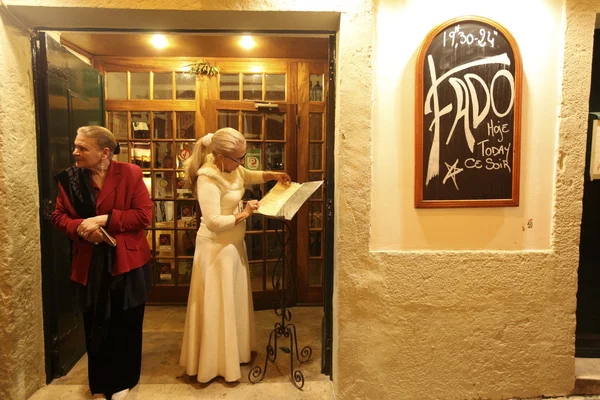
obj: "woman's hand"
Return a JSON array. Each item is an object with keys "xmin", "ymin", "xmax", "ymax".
[
  {"xmin": 244, "ymin": 200, "xmax": 260, "ymax": 216},
  {"xmin": 84, "ymin": 229, "xmax": 105, "ymax": 244},
  {"xmin": 77, "ymin": 215, "xmax": 108, "ymax": 236},
  {"xmin": 272, "ymin": 172, "xmax": 291, "ymax": 185}
]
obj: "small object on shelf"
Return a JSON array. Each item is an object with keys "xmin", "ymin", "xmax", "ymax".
[{"xmin": 186, "ymin": 60, "xmax": 220, "ymax": 78}]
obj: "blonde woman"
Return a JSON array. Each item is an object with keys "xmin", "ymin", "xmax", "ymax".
[{"xmin": 180, "ymin": 128, "xmax": 290, "ymax": 383}]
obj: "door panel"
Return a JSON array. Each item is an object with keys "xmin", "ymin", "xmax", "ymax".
[{"xmin": 35, "ymin": 33, "xmax": 104, "ymax": 381}]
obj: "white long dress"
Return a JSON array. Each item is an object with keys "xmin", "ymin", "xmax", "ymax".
[{"xmin": 180, "ymin": 161, "xmax": 264, "ymax": 383}]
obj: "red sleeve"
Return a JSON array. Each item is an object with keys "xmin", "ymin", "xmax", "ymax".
[
  {"xmin": 51, "ymin": 183, "xmax": 84, "ymax": 241},
  {"xmin": 106, "ymin": 168, "xmax": 152, "ymax": 233}
]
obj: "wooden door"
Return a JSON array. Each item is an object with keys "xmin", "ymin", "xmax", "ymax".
[
  {"xmin": 296, "ymin": 62, "xmax": 328, "ymax": 305},
  {"xmin": 34, "ymin": 33, "xmax": 104, "ymax": 381}
]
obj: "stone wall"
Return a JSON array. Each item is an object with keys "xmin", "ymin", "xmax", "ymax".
[{"xmin": 0, "ymin": 13, "xmax": 45, "ymax": 400}]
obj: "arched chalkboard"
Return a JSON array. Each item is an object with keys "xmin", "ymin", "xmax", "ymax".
[{"xmin": 415, "ymin": 16, "xmax": 522, "ymax": 208}]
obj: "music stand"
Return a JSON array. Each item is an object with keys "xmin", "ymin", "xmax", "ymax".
[{"xmin": 248, "ymin": 216, "xmax": 312, "ymax": 389}]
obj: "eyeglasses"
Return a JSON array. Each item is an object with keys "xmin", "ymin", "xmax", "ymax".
[{"xmin": 222, "ymin": 152, "xmax": 247, "ymax": 163}]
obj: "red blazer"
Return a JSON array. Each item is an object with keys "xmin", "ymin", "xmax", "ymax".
[{"xmin": 52, "ymin": 161, "xmax": 153, "ymax": 285}]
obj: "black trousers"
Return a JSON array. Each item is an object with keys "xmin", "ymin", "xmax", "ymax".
[{"xmin": 83, "ymin": 286, "xmax": 145, "ymax": 397}]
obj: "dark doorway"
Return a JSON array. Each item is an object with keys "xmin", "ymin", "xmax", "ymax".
[
  {"xmin": 576, "ymin": 27, "xmax": 600, "ymax": 358},
  {"xmin": 34, "ymin": 32, "xmax": 105, "ymax": 381}
]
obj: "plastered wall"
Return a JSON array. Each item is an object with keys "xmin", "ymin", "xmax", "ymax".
[
  {"xmin": 1, "ymin": 0, "xmax": 598, "ymax": 399},
  {"xmin": 372, "ymin": 0, "xmax": 564, "ymax": 251},
  {"xmin": 339, "ymin": 0, "xmax": 594, "ymax": 398},
  {"xmin": 0, "ymin": 14, "xmax": 45, "ymax": 400}
]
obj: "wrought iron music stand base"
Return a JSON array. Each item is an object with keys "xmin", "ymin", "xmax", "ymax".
[{"xmin": 248, "ymin": 218, "xmax": 312, "ymax": 389}]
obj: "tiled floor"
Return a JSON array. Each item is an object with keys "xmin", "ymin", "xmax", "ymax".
[
  {"xmin": 29, "ymin": 306, "xmax": 333, "ymax": 400},
  {"xmin": 574, "ymin": 358, "xmax": 600, "ymax": 396}
]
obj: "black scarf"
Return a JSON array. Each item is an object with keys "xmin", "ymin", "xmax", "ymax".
[{"xmin": 56, "ymin": 166, "xmax": 114, "ymax": 353}]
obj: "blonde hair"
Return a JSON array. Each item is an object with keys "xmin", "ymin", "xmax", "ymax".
[
  {"xmin": 184, "ymin": 127, "xmax": 246, "ymax": 197},
  {"xmin": 77, "ymin": 126, "xmax": 118, "ymax": 157}
]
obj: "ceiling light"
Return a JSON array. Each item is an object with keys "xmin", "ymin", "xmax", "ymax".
[
  {"xmin": 240, "ymin": 35, "xmax": 256, "ymax": 50},
  {"xmin": 150, "ymin": 34, "xmax": 168, "ymax": 49}
]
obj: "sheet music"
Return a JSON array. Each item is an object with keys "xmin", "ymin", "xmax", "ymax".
[
  {"xmin": 255, "ymin": 181, "xmax": 323, "ymax": 220},
  {"xmin": 283, "ymin": 181, "xmax": 323, "ymax": 220},
  {"xmin": 256, "ymin": 182, "xmax": 301, "ymax": 217}
]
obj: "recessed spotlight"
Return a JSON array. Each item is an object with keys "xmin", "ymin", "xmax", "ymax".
[
  {"xmin": 151, "ymin": 34, "xmax": 168, "ymax": 49},
  {"xmin": 240, "ymin": 35, "xmax": 256, "ymax": 50}
]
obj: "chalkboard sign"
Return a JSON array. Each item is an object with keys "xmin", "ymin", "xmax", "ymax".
[{"xmin": 415, "ymin": 16, "xmax": 522, "ymax": 208}]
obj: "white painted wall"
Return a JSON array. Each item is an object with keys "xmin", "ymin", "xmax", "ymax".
[{"xmin": 372, "ymin": 0, "xmax": 564, "ymax": 250}]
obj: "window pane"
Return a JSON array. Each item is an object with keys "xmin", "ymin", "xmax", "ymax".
[
  {"xmin": 131, "ymin": 112, "xmax": 150, "ymax": 139},
  {"xmin": 154, "ymin": 142, "xmax": 175, "ymax": 169},
  {"xmin": 156, "ymin": 259, "xmax": 175, "ymax": 285},
  {"xmin": 266, "ymin": 143, "xmax": 285, "ymax": 171},
  {"xmin": 176, "ymin": 72, "xmax": 195, "ymax": 99},
  {"xmin": 245, "ymin": 213, "xmax": 263, "ymax": 232},
  {"xmin": 249, "ymin": 263, "xmax": 263, "ymax": 291},
  {"xmin": 266, "ymin": 113, "xmax": 285, "ymax": 140},
  {"xmin": 242, "ymin": 112, "xmax": 262, "ymax": 140},
  {"xmin": 107, "ymin": 72, "xmax": 126, "ymax": 100},
  {"xmin": 309, "ymin": 202, "xmax": 323, "ymax": 229},
  {"xmin": 108, "ymin": 112, "xmax": 128, "ymax": 140},
  {"xmin": 218, "ymin": 111, "xmax": 239, "ymax": 130},
  {"xmin": 265, "ymin": 74, "xmax": 285, "ymax": 101},
  {"xmin": 245, "ymin": 234, "xmax": 263, "ymax": 261},
  {"xmin": 266, "ymin": 233, "xmax": 283, "ymax": 260},
  {"xmin": 154, "ymin": 201, "xmax": 175, "ymax": 228},
  {"xmin": 176, "ymin": 142, "xmax": 194, "ymax": 169},
  {"xmin": 153, "ymin": 112, "xmax": 173, "ymax": 139},
  {"xmin": 309, "ymin": 231, "xmax": 322, "ymax": 257},
  {"xmin": 220, "ymin": 74, "xmax": 240, "ymax": 100},
  {"xmin": 244, "ymin": 184, "xmax": 263, "ymax": 201},
  {"xmin": 246, "ymin": 144, "xmax": 262, "ymax": 171},
  {"xmin": 178, "ymin": 259, "xmax": 193, "ymax": 285},
  {"xmin": 267, "ymin": 217, "xmax": 282, "ymax": 231},
  {"xmin": 146, "ymin": 230, "xmax": 154, "ymax": 256},
  {"xmin": 155, "ymin": 231, "xmax": 174, "ymax": 257},
  {"xmin": 153, "ymin": 171, "xmax": 174, "ymax": 198},
  {"xmin": 309, "ymin": 74, "xmax": 324, "ymax": 102},
  {"xmin": 131, "ymin": 142, "xmax": 151, "ymax": 168},
  {"xmin": 177, "ymin": 112, "xmax": 195, "ymax": 139},
  {"xmin": 176, "ymin": 171, "xmax": 193, "ymax": 199},
  {"xmin": 309, "ymin": 113, "xmax": 323, "ymax": 141},
  {"xmin": 310, "ymin": 143, "xmax": 323, "ymax": 170},
  {"xmin": 266, "ymin": 262, "xmax": 279, "ymax": 290},
  {"xmin": 177, "ymin": 232, "xmax": 196, "ymax": 258},
  {"xmin": 130, "ymin": 72, "xmax": 150, "ymax": 99},
  {"xmin": 115, "ymin": 141, "xmax": 129, "ymax": 163},
  {"xmin": 309, "ymin": 172, "xmax": 323, "ymax": 200},
  {"xmin": 309, "ymin": 260, "xmax": 322, "ymax": 286},
  {"xmin": 142, "ymin": 171, "xmax": 151, "ymax": 196},
  {"xmin": 243, "ymin": 73, "xmax": 262, "ymax": 100},
  {"xmin": 154, "ymin": 72, "xmax": 172, "ymax": 99},
  {"xmin": 177, "ymin": 200, "xmax": 197, "ymax": 229}
]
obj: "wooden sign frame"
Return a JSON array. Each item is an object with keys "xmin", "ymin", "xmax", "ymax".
[{"xmin": 415, "ymin": 16, "xmax": 522, "ymax": 208}]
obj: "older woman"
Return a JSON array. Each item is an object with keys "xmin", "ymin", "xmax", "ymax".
[
  {"xmin": 180, "ymin": 127, "xmax": 290, "ymax": 383},
  {"xmin": 52, "ymin": 126, "xmax": 153, "ymax": 400}
]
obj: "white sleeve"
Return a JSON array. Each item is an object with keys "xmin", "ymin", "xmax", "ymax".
[
  {"xmin": 239, "ymin": 167, "xmax": 265, "ymax": 185},
  {"xmin": 197, "ymin": 176, "xmax": 236, "ymax": 232}
]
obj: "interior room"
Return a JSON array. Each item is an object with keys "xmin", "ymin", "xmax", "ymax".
[{"xmin": 33, "ymin": 30, "xmax": 335, "ymax": 398}]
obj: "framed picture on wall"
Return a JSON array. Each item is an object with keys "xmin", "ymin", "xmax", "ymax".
[{"xmin": 415, "ymin": 16, "xmax": 522, "ymax": 208}]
